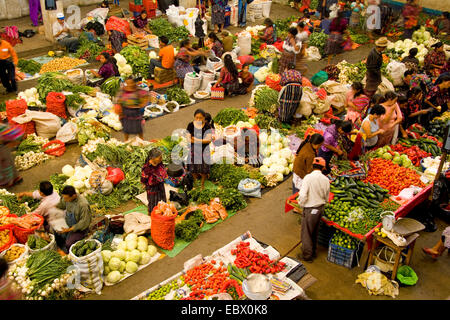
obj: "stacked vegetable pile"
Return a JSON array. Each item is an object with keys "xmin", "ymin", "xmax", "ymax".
[
  {"xmin": 39, "ymin": 57, "xmax": 86, "ymax": 74},
  {"xmin": 0, "ymin": 189, "xmax": 39, "ymax": 216},
  {"xmin": 9, "ymin": 250, "xmax": 75, "ymax": 300},
  {"xmin": 364, "ymin": 158, "xmax": 426, "ymax": 196},
  {"xmin": 18, "ymin": 59, "xmax": 42, "ymax": 75},
  {"xmin": 148, "ymin": 17, "xmax": 190, "ymax": 43},
  {"xmin": 166, "ymin": 87, "xmax": 191, "ymax": 105},
  {"xmin": 120, "ymin": 46, "xmax": 151, "ymax": 78},
  {"xmin": 14, "ymin": 134, "xmax": 52, "ymax": 171},
  {"xmin": 102, "ymin": 233, "xmax": 158, "ymax": 284},
  {"xmin": 213, "ymin": 108, "xmax": 249, "ymax": 128}
]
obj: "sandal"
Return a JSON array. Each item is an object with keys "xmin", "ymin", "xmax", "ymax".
[{"xmin": 422, "ymin": 247, "xmax": 439, "ymax": 259}]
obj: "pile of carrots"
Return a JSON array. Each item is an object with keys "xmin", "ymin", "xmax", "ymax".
[
  {"xmin": 182, "ymin": 260, "xmax": 229, "ymax": 300},
  {"xmin": 243, "ymin": 107, "xmax": 258, "ymax": 119},
  {"xmin": 364, "ymin": 158, "xmax": 426, "ymax": 196}
]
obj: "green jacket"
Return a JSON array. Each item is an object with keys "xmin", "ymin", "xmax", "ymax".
[{"xmin": 57, "ymin": 194, "xmax": 92, "ymax": 232}]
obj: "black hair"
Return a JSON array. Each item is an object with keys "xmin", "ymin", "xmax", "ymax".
[
  {"xmin": 435, "ymin": 72, "xmax": 450, "ymax": 86},
  {"xmin": 384, "ymin": 91, "xmax": 398, "ymax": 101},
  {"xmin": 242, "ymin": 63, "xmax": 250, "ymax": 70},
  {"xmin": 324, "ymin": 11, "xmax": 330, "ymax": 19},
  {"xmin": 407, "ymin": 86, "xmax": 423, "ymax": 99},
  {"xmin": 370, "ymin": 93, "xmax": 384, "ymax": 106},
  {"xmin": 298, "ymin": 22, "xmax": 306, "ymax": 29},
  {"xmin": 335, "ymin": 10, "xmax": 345, "ymax": 25},
  {"xmin": 159, "ymin": 36, "xmax": 169, "ymax": 45},
  {"xmin": 370, "ymin": 104, "xmax": 386, "ymax": 115},
  {"xmin": 397, "ymin": 95, "xmax": 408, "ymax": 104},
  {"xmin": 194, "ymin": 108, "xmax": 206, "ymax": 118},
  {"xmin": 295, "ymin": 133, "xmax": 324, "ymax": 155},
  {"xmin": 332, "ymin": 119, "xmax": 352, "ymax": 133},
  {"xmin": 444, "ymin": 12, "xmax": 450, "ymax": 19},
  {"xmin": 288, "ymin": 27, "xmax": 298, "ymax": 37},
  {"xmin": 141, "ymin": 10, "xmax": 148, "ymax": 17},
  {"xmin": 61, "ymin": 185, "xmax": 76, "ymax": 197},
  {"xmin": 180, "ymin": 39, "xmax": 190, "ymax": 48},
  {"xmin": 205, "ymin": 113, "xmax": 214, "ymax": 128},
  {"xmin": 39, "ymin": 181, "xmax": 53, "ymax": 196},
  {"xmin": 432, "ymin": 42, "xmax": 443, "ymax": 49},
  {"xmin": 408, "ymin": 47, "xmax": 418, "ymax": 57},
  {"xmin": 208, "ymin": 32, "xmax": 222, "ymax": 44},
  {"xmin": 145, "ymin": 147, "xmax": 163, "ymax": 163},
  {"xmin": 351, "ymin": 82, "xmax": 364, "ymax": 98},
  {"xmin": 100, "ymin": 51, "xmax": 119, "ymax": 76},
  {"xmin": 312, "ymin": 164, "xmax": 324, "ymax": 170},
  {"xmin": 264, "ymin": 18, "xmax": 273, "ymax": 27},
  {"xmin": 403, "ymin": 69, "xmax": 414, "ymax": 78},
  {"xmin": 223, "ymin": 54, "xmax": 238, "ymax": 79},
  {"xmin": 0, "ymin": 257, "xmax": 7, "ymax": 279}
]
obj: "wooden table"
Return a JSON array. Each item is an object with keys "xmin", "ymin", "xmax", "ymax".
[{"xmin": 366, "ymin": 232, "xmax": 420, "ymax": 280}]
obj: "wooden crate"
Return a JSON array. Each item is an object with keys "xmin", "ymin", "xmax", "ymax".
[
  {"xmin": 127, "ymin": 35, "xmax": 148, "ymax": 50},
  {"xmin": 154, "ymin": 67, "xmax": 176, "ymax": 84}
]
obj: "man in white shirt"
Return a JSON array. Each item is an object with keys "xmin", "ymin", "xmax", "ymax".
[
  {"xmin": 17, "ymin": 181, "xmax": 61, "ymax": 229},
  {"xmin": 53, "ymin": 13, "xmax": 80, "ymax": 53},
  {"xmin": 297, "ymin": 157, "xmax": 330, "ymax": 262}
]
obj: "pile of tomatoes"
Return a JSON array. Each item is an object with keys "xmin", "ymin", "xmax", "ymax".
[{"xmin": 231, "ymin": 241, "xmax": 286, "ymax": 274}]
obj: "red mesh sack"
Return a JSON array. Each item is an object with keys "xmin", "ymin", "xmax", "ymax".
[
  {"xmin": 10, "ymin": 213, "xmax": 44, "ymax": 244},
  {"xmin": 0, "ymin": 226, "xmax": 16, "ymax": 253},
  {"xmin": 46, "ymin": 92, "xmax": 67, "ymax": 119},
  {"xmin": 265, "ymin": 74, "xmax": 282, "ymax": 91},
  {"xmin": 150, "ymin": 209, "xmax": 176, "ymax": 250},
  {"xmin": 6, "ymin": 99, "xmax": 27, "ymax": 122},
  {"xmin": 238, "ymin": 55, "xmax": 255, "ymax": 65},
  {"xmin": 106, "ymin": 16, "xmax": 131, "ymax": 37}
]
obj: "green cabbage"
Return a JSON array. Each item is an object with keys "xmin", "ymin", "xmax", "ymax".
[
  {"xmin": 102, "ymin": 250, "xmax": 112, "ymax": 263},
  {"xmin": 109, "ymin": 257, "xmax": 121, "ymax": 271},
  {"xmin": 126, "ymin": 261, "xmax": 139, "ymax": 274},
  {"xmin": 113, "ymin": 249, "xmax": 126, "ymax": 261},
  {"xmin": 107, "ymin": 270, "xmax": 122, "ymax": 284},
  {"xmin": 139, "ymin": 252, "xmax": 151, "ymax": 265},
  {"xmin": 119, "ymin": 261, "xmax": 126, "ymax": 273},
  {"xmin": 147, "ymin": 245, "xmax": 157, "ymax": 257}
]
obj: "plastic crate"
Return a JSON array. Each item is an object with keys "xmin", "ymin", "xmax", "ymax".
[
  {"xmin": 318, "ymin": 221, "xmax": 335, "ymax": 248},
  {"xmin": 327, "ymin": 239, "xmax": 364, "ymax": 269},
  {"xmin": 143, "ymin": 0, "xmax": 158, "ymax": 11},
  {"xmin": 129, "ymin": 3, "xmax": 143, "ymax": 13}
]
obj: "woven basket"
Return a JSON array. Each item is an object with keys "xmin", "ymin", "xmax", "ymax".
[{"xmin": 211, "ymin": 87, "xmax": 225, "ymax": 100}]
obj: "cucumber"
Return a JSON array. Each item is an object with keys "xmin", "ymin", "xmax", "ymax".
[
  {"xmin": 367, "ymin": 184, "xmax": 377, "ymax": 192},
  {"xmin": 356, "ymin": 180, "xmax": 365, "ymax": 187},
  {"xmin": 229, "ymin": 274, "xmax": 243, "ymax": 282},
  {"xmin": 339, "ymin": 197, "xmax": 354, "ymax": 202},
  {"xmin": 376, "ymin": 193, "xmax": 384, "ymax": 202},
  {"xmin": 331, "ymin": 189, "xmax": 345, "ymax": 194},
  {"xmin": 349, "ymin": 189, "xmax": 360, "ymax": 196},
  {"xmin": 368, "ymin": 193, "xmax": 377, "ymax": 200},
  {"xmin": 368, "ymin": 199, "xmax": 380, "ymax": 207}
]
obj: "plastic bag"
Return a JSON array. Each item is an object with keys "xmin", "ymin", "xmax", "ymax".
[
  {"xmin": 65, "ymin": 69, "xmax": 85, "ymax": 85},
  {"xmin": 396, "ymin": 265, "xmax": 418, "ymax": 286},
  {"xmin": 311, "ymin": 71, "xmax": 328, "ymax": 87},
  {"xmin": 238, "ymin": 55, "xmax": 255, "ymax": 66},
  {"xmin": 306, "ymin": 46, "xmax": 321, "ymax": 62},
  {"xmin": 355, "ymin": 268, "xmax": 399, "ymax": 298},
  {"xmin": 211, "ymin": 144, "xmax": 236, "ymax": 164},
  {"xmin": 238, "ymin": 178, "xmax": 261, "ymax": 198},
  {"xmin": 12, "ymin": 110, "xmax": 61, "ymax": 139},
  {"xmin": 297, "ymin": 87, "xmax": 315, "ymax": 117},
  {"xmin": 398, "ymin": 186, "xmax": 423, "ymax": 201},
  {"xmin": 253, "ymin": 58, "xmax": 269, "ymax": 67},
  {"xmin": 254, "ymin": 66, "xmax": 270, "ymax": 83},
  {"xmin": 124, "ymin": 211, "xmax": 151, "ymax": 236},
  {"xmin": 387, "ymin": 61, "xmax": 407, "ymax": 87},
  {"xmin": 56, "ymin": 122, "xmax": 78, "ymax": 144}
]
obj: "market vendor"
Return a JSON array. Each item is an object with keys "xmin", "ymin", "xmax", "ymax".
[
  {"xmin": 279, "ymin": 28, "xmax": 301, "ymax": 73},
  {"xmin": 0, "ymin": 123, "xmax": 23, "ymax": 188},
  {"xmin": 364, "ymin": 37, "xmax": 388, "ymax": 98},
  {"xmin": 345, "ymin": 82, "xmax": 369, "ymax": 129},
  {"xmin": 55, "ymin": 186, "xmax": 92, "ymax": 253},
  {"xmin": 108, "ymin": 30, "xmax": 127, "ymax": 54},
  {"xmin": 278, "ymin": 68, "xmax": 303, "ymax": 124},
  {"xmin": 208, "ymin": 32, "xmax": 224, "ymax": 58},
  {"xmin": 88, "ymin": 52, "xmax": 120, "ymax": 86},
  {"xmin": 400, "ymin": 88, "xmax": 433, "ymax": 133},
  {"xmin": 293, "ymin": 133, "xmax": 324, "ymax": 195},
  {"xmin": 141, "ymin": 148, "xmax": 168, "ymax": 213},
  {"xmin": 423, "ymin": 73, "xmax": 450, "ymax": 123},
  {"xmin": 325, "ymin": 11, "xmax": 348, "ymax": 66},
  {"xmin": 214, "ymin": 54, "xmax": 241, "ymax": 96},
  {"xmin": 318, "ymin": 119, "xmax": 352, "ymax": 174},
  {"xmin": 174, "ymin": 39, "xmax": 209, "ymax": 87},
  {"xmin": 186, "ymin": 109, "xmax": 213, "ymax": 189},
  {"xmin": 433, "ymin": 11, "xmax": 450, "ymax": 35},
  {"xmin": 375, "ymin": 91, "xmax": 403, "ymax": 147},
  {"xmin": 259, "ymin": 19, "xmax": 277, "ymax": 45},
  {"xmin": 117, "ymin": 77, "xmax": 149, "ymax": 141},
  {"xmin": 401, "ymin": 48, "xmax": 420, "ymax": 73},
  {"xmin": 423, "ymin": 226, "xmax": 450, "ymax": 259},
  {"xmin": 360, "ymin": 104, "xmax": 386, "ymax": 150},
  {"xmin": 235, "ymin": 128, "xmax": 262, "ymax": 167},
  {"xmin": 0, "ymin": 39, "xmax": 19, "ymax": 93},
  {"xmin": 238, "ymin": 63, "xmax": 254, "ymax": 94},
  {"xmin": 17, "ymin": 181, "xmax": 61, "ymax": 227},
  {"xmin": 130, "ymin": 11, "xmax": 152, "ymax": 35},
  {"xmin": 319, "ymin": 11, "xmax": 332, "ymax": 35},
  {"xmin": 349, "ymin": 0, "xmax": 365, "ymax": 28},
  {"xmin": 424, "ymin": 42, "xmax": 446, "ymax": 78},
  {"xmin": 297, "ymin": 157, "xmax": 330, "ymax": 262},
  {"xmin": 52, "ymin": 13, "xmax": 80, "ymax": 53},
  {"xmin": 149, "ymin": 36, "xmax": 175, "ymax": 79}
]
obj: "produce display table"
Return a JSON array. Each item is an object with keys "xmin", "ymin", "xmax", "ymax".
[
  {"xmin": 132, "ymin": 232, "xmax": 316, "ymax": 300},
  {"xmin": 285, "ymin": 184, "xmax": 433, "ymax": 251}
]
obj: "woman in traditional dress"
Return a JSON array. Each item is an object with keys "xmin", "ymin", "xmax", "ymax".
[
  {"xmin": 279, "ymin": 28, "xmax": 301, "ymax": 73},
  {"xmin": 174, "ymin": 39, "xmax": 208, "ymax": 87},
  {"xmin": 278, "ymin": 69, "xmax": 303, "ymax": 124},
  {"xmin": 141, "ymin": 148, "xmax": 168, "ymax": 213},
  {"xmin": 211, "ymin": 0, "xmax": 228, "ymax": 33}
]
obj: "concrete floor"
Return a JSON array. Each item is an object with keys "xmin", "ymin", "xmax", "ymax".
[{"xmin": 3, "ymin": 2, "xmax": 450, "ymax": 300}]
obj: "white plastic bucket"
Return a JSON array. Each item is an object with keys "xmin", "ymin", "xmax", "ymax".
[
  {"xmin": 183, "ymin": 72, "xmax": 202, "ymax": 96},
  {"xmin": 199, "ymin": 71, "xmax": 215, "ymax": 91},
  {"xmin": 147, "ymin": 35, "xmax": 159, "ymax": 48}
]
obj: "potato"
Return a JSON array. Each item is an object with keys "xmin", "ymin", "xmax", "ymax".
[{"xmin": 4, "ymin": 245, "xmax": 25, "ymax": 262}]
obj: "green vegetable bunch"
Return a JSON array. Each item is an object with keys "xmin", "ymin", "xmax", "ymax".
[
  {"xmin": 16, "ymin": 135, "xmax": 42, "ymax": 156},
  {"xmin": 49, "ymin": 174, "xmax": 69, "ymax": 194},
  {"xmin": 188, "ymin": 187, "xmax": 247, "ymax": 212},
  {"xmin": 18, "ymin": 59, "xmax": 42, "ymax": 74},
  {"xmin": 75, "ymin": 33, "xmax": 104, "ymax": 62},
  {"xmin": 101, "ymin": 77, "xmax": 121, "ymax": 97},
  {"xmin": 254, "ymin": 86, "xmax": 279, "ymax": 114},
  {"xmin": 121, "ymin": 45, "xmax": 150, "ymax": 78},
  {"xmin": 255, "ymin": 114, "xmax": 281, "ymax": 130},
  {"xmin": 166, "ymin": 86, "xmax": 191, "ymax": 105},
  {"xmin": 149, "ymin": 18, "xmax": 190, "ymax": 42},
  {"xmin": 27, "ymin": 234, "xmax": 49, "ymax": 250},
  {"xmin": 213, "ymin": 108, "xmax": 249, "ymax": 127},
  {"xmin": 308, "ymin": 31, "xmax": 329, "ymax": 56},
  {"xmin": 210, "ymin": 164, "xmax": 250, "ymax": 189},
  {"xmin": 37, "ymin": 72, "xmax": 73, "ymax": 102},
  {"xmin": 65, "ymin": 93, "xmax": 85, "ymax": 111}
]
